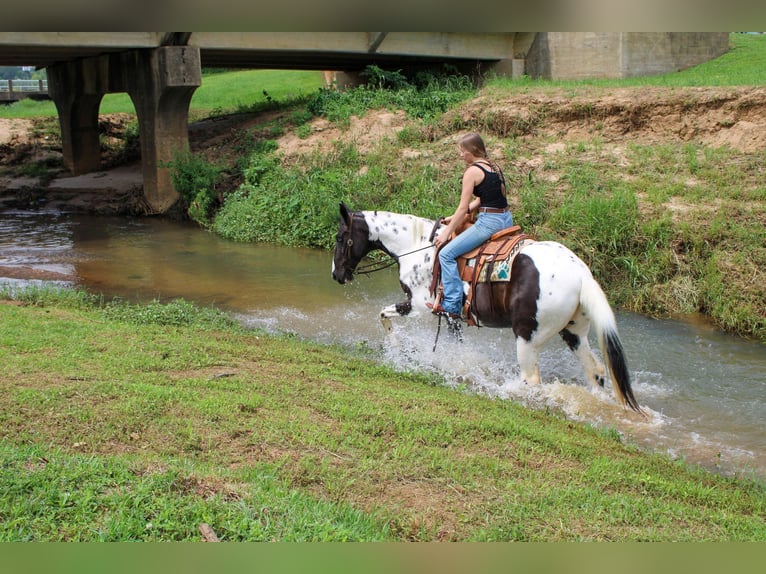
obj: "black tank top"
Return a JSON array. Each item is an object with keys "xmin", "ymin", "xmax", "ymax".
[{"xmin": 472, "ymin": 162, "xmax": 507, "ymax": 209}]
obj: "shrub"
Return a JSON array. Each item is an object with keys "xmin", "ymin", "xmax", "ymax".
[
  {"xmin": 168, "ymin": 149, "xmax": 222, "ymax": 225},
  {"xmin": 306, "ymin": 65, "xmax": 475, "ymax": 123}
]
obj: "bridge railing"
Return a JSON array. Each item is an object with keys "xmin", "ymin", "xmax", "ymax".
[
  {"xmin": 0, "ymin": 79, "xmax": 49, "ymax": 102},
  {"xmin": 0, "ymin": 79, "xmax": 48, "ymax": 93}
]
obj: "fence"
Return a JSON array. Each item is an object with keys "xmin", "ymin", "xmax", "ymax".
[{"xmin": 0, "ymin": 79, "xmax": 49, "ymax": 101}]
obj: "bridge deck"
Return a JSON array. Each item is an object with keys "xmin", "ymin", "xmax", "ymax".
[{"xmin": 0, "ymin": 32, "xmax": 514, "ymax": 70}]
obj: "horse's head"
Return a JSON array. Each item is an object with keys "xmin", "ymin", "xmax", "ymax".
[{"xmin": 332, "ymin": 202, "xmax": 372, "ymax": 284}]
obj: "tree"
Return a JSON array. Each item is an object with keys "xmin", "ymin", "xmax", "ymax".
[{"xmin": 0, "ymin": 66, "xmax": 32, "ymax": 80}]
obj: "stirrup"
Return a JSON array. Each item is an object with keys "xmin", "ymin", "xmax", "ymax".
[
  {"xmin": 433, "ymin": 311, "xmax": 463, "ymax": 352},
  {"xmin": 426, "ymin": 301, "xmax": 461, "ymax": 320}
]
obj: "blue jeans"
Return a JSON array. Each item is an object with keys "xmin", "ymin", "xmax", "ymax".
[{"xmin": 438, "ymin": 211, "xmax": 514, "ymax": 315}]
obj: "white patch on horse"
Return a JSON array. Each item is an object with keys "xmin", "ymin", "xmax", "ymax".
[{"xmin": 340, "ymin": 210, "xmax": 643, "ymax": 414}]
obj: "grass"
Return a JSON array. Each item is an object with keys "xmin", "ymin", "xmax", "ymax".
[
  {"xmin": 2, "ymin": 33, "xmax": 765, "ymax": 548},
  {"xmin": 0, "ymin": 290, "xmax": 764, "ymax": 541},
  {"xmin": 209, "ymin": 33, "xmax": 766, "ymax": 340},
  {"xmin": 0, "ymin": 69, "xmax": 325, "ymax": 119},
  {"xmin": 484, "ymin": 32, "xmax": 766, "ymax": 92}
]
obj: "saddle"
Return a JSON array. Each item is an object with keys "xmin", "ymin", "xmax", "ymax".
[{"xmin": 430, "ymin": 220, "xmax": 531, "ymax": 327}]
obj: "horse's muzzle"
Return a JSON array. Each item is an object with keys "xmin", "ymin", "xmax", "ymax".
[{"xmin": 332, "ymin": 268, "xmax": 353, "ymax": 284}]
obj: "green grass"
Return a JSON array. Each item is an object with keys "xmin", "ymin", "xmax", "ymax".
[
  {"xmin": 485, "ymin": 32, "xmax": 766, "ymax": 92},
  {"xmin": 0, "ymin": 444, "xmax": 388, "ymax": 542},
  {"xmin": 3, "ymin": 33, "xmax": 765, "ymax": 121},
  {"xmin": 0, "ymin": 291, "xmax": 764, "ymax": 541},
  {"xmin": 191, "ymin": 69, "xmax": 324, "ymax": 113},
  {"xmin": 0, "ymin": 69, "xmax": 325, "ymax": 119}
]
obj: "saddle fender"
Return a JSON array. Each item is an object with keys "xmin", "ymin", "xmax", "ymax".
[{"xmin": 431, "ymin": 224, "xmax": 531, "ymax": 327}]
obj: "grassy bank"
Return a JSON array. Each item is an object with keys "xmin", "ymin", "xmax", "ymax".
[
  {"xmin": 0, "ymin": 289, "xmax": 764, "ymax": 541},
  {"xmin": 0, "ymin": 69, "xmax": 325, "ymax": 119},
  {"xmin": 2, "ymin": 35, "xmax": 764, "ymax": 339},
  {"xmin": 205, "ymin": 34, "xmax": 766, "ymax": 341}
]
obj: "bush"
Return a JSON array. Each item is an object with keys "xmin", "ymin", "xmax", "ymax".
[
  {"xmin": 213, "ymin": 142, "xmax": 356, "ymax": 248},
  {"xmin": 168, "ymin": 149, "xmax": 222, "ymax": 225},
  {"xmin": 306, "ymin": 65, "xmax": 476, "ymax": 123}
]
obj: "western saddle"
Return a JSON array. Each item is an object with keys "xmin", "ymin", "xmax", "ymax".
[{"xmin": 430, "ymin": 221, "xmax": 530, "ymax": 327}]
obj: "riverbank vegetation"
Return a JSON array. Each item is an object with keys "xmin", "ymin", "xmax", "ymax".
[
  {"xmin": 1, "ymin": 287, "xmax": 764, "ymax": 541},
  {"xmin": 1, "ymin": 34, "xmax": 766, "ymax": 543},
  {"xmin": 208, "ymin": 33, "xmax": 766, "ymax": 340},
  {"xmin": 1, "ymin": 36, "xmax": 764, "ymax": 339}
]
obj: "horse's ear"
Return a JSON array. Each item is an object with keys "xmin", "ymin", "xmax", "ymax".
[{"xmin": 339, "ymin": 202, "xmax": 351, "ymax": 225}]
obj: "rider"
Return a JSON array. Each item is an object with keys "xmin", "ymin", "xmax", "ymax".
[{"xmin": 429, "ymin": 132, "xmax": 513, "ymax": 320}]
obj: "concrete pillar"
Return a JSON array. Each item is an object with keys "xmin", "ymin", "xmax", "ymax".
[
  {"xmin": 46, "ymin": 46, "xmax": 201, "ymax": 213},
  {"xmin": 122, "ymin": 47, "xmax": 201, "ymax": 212},
  {"xmin": 489, "ymin": 58, "xmax": 526, "ymax": 79},
  {"xmin": 46, "ymin": 67, "xmax": 104, "ymax": 175}
]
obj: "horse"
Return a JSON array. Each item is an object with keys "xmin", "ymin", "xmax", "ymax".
[{"xmin": 331, "ymin": 202, "xmax": 644, "ymax": 414}]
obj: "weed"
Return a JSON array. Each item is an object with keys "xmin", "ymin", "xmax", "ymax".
[
  {"xmin": 167, "ymin": 149, "xmax": 222, "ymax": 226},
  {"xmin": 102, "ymin": 298, "xmax": 239, "ymax": 330}
]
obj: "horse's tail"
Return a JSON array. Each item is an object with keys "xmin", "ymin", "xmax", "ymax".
[{"xmin": 579, "ymin": 276, "xmax": 644, "ymax": 415}]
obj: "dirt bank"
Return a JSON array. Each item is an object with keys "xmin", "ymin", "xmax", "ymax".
[{"xmin": 3, "ymin": 86, "xmax": 766, "ymax": 215}]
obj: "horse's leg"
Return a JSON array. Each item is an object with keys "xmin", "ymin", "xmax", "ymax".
[
  {"xmin": 379, "ymin": 300, "xmax": 413, "ymax": 345},
  {"xmin": 380, "ymin": 314, "xmax": 398, "ymax": 346},
  {"xmin": 380, "ymin": 299, "xmax": 413, "ymax": 320},
  {"xmin": 516, "ymin": 337, "xmax": 542, "ymax": 385},
  {"xmin": 559, "ymin": 316, "xmax": 607, "ymax": 389}
]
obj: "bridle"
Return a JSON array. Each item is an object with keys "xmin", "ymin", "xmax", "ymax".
[
  {"xmin": 336, "ymin": 211, "xmax": 363, "ymax": 274},
  {"xmin": 338, "ymin": 212, "xmax": 441, "ymax": 277}
]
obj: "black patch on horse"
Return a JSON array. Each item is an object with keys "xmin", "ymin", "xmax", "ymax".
[
  {"xmin": 559, "ymin": 328, "xmax": 580, "ymax": 351},
  {"xmin": 508, "ymin": 253, "xmax": 540, "ymax": 341}
]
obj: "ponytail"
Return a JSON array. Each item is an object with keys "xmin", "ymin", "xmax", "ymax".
[{"xmin": 488, "ymin": 159, "xmax": 507, "ymax": 198}]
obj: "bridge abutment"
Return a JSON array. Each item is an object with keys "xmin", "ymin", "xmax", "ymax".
[{"xmin": 47, "ymin": 46, "xmax": 201, "ymax": 213}]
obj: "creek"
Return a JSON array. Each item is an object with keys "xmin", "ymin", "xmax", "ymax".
[{"xmin": 1, "ymin": 210, "xmax": 764, "ymax": 481}]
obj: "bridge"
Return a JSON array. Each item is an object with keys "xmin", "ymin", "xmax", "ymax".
[
  {"xmin": 0, "ymin": 32, "xmax": 729, "ymax": 213},
  {"xmin": 0, "ymin": 79, "xmax": 49, "ymax": 102}
]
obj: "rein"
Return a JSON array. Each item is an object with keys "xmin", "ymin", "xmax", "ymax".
[
  {"xmin": 347, "ymin": 215, "xmax": 442, "ymax": 277},
  {"xmin": 355, "ymin": 244, "xmax": 435, "ymax": 275}
]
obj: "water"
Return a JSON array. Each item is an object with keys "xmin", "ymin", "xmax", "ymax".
[{"xmin": 1, "ymin": 210, "xmax": 764, "ymax": 480}]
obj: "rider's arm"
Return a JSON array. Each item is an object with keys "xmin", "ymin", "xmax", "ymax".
[{"xmin": 435, "ymin": 166, "xmax": 481, "ymax": 246}]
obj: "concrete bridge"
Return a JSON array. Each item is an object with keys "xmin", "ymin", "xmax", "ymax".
[
  {"xmin": 0, "ymin": 32, "xmax": 729, "ymax": 213},
  {"xmin": 0, "ymin": 79, "xmax": 49, "ymax": 102}
]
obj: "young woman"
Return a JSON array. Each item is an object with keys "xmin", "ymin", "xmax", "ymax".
[{"xmin": 429, "ymin": 132, "xmax": 514, "ymax": 319}]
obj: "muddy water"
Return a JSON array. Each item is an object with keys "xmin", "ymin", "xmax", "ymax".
[{"xmin": 1, "ymin": 211, "xmax": 764, "ymax": 480}]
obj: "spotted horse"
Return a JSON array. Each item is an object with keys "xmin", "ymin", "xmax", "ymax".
[{"xmin": 331, "ymin": 203, "xmax": 644, "ymax": 414}]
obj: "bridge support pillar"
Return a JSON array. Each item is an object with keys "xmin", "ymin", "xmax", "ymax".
[{"xmin": 47, "ymin": 46, "xmax": 201, "ymax": 213}]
